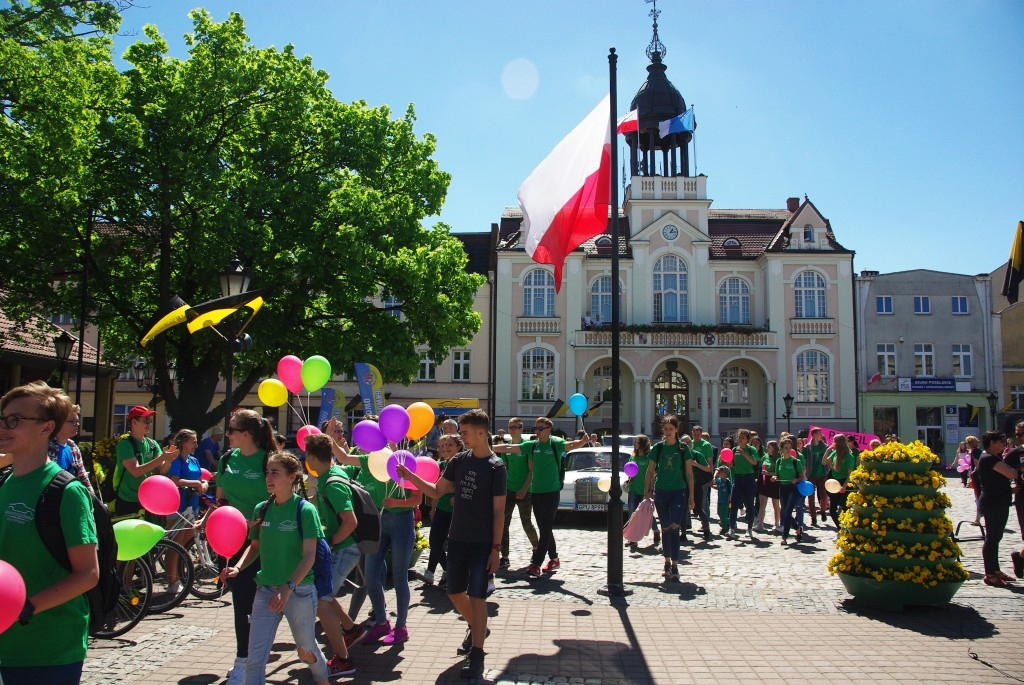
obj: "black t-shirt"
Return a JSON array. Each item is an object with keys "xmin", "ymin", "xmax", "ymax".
[
  {"xmin": 1005, "ymin": 447, "xmax": 1024, "ymax": 487},
  {"xmin": 442, "ymin": 450, "xmax": 508, "ymax": 543},
  {"xmin": 977, "ymin": 452, "xmax": 1012, "ymax": 505}
]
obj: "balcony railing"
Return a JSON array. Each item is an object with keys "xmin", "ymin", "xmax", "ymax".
[
  {"xmin": 789, "ymin": 318, "xmax": 835, "ymax": 336},
  {"xmin": 574, "ymin": 329, "xmax": 776, "ymax": 349},
  {"xmin": 517, "ymin": 317, "xmax": 560, "ymax": 335}
]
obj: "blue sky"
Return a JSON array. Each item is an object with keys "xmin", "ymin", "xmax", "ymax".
[{"xmin": 114, "ymin": 1, "xmax": 1024, "ymax": 277}]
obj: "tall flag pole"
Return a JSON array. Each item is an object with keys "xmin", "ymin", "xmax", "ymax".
[{"xmin": 1001, "ymin": 220, "xmax": 1023, "ymax": 304}]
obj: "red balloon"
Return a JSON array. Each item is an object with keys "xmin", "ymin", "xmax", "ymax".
[
  {"xmin": 206, "ymin": 505, "xmax": 248, "ymax": 558},
  {"xmin": 139, "ymin": 475, "xmax": 180, "ymax": 516},
  {"xmin": 720, "ymin": 448, "xmax": 734, "ymax": 464},
  {"xmin": 0, "ymin": 560, "xmax": 26, "ymax": 634},
  {"xmin": 297, "ymin": 424, "xmax": 321, "ymax": 451},
  {"xmin": 415, "ymin": 456, "xmax": 441, "ymax": 484},
  {"xmin": 200, "ymin": 468, "xmax": 213, "ymax": 481}
]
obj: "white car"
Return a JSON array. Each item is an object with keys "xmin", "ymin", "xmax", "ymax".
[{"xmin": 558, "ymin": 446, "xmax": 632, "ymax": 512}]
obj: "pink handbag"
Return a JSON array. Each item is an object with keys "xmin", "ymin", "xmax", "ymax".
[{"xmin": 622, "ymin": 498, "xmax": 654, "ymax": 542}]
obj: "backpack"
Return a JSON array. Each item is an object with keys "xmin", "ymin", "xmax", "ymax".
[
  {"xmin": 256, "ymin": 497, "xmax": 333, "ymax": 598},
  {"xmin": 0, "ymin": 468, "xmax": 120, "ymax": 633},
  {"xmin": 99, "ymin": 435, "xmax": 158, "ymax": 505},
  {"xmin": 322, "ymin": 474, "xmax": 381, "ymax": 556}
]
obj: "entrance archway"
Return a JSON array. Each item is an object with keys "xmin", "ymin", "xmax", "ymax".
[{"xmin": 653, "ymin": 369, "xmax": 689, "ymax": 434}]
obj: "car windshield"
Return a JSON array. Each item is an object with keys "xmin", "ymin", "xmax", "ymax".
[{"xmin": 566, "ymin": 451, "xmax": 611, "ymax": 470}]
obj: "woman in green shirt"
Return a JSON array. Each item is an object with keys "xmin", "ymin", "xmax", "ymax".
[
  {"xmin": 823, "ymin": 434, "xmax": 856, "ymax": 528},
  {"xmin": 772, "ymin": 439, "xmax": 806, "ymax": 544},
  {"xmin": 625, "ymin": 435, "xmax": 659, "ymax": 550},
  {"xmin": 643, "ymin": 415, "xmax": 694, "ymax": 581},
  {"xmin": 728, "ymin": 429, "xmax": 760, "ymax": 539},
  {"xmin": 756, "ymin": 439, "xmax": 782, "ymax": 533}
]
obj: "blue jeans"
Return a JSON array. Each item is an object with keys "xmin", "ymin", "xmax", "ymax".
[
  {"xmin": 329, "ymin": 544, "xmax": 362, "ymax": 597},
  {"xmin": 780, "ymin": 484, "xmax": 802, "ymax": 537},
  {"xmin": 245, "ymin": 584, "xmax": 327, "ymax": 685},
  {"xmin": 653, "ymin": 489, "xmax": 686, "ymax": 562},
  {"xmin": 365, "ymin": 509, "xmax": 415, "ymax": 629},
  {"xmin": 730, "ymin": 473, "xmax": 757, "ymax": 532},
  {"xmin": 1, "ymin": 662, "xmax": 83, "ymax": 685}
]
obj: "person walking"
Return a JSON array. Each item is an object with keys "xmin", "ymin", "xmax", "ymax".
[
  {"xmin": 728, "ymin": 429, "xmax": 759, "ymax": 539},
  {"xmin": 823, "ymin": 434, "xmax": 856, "ymax": 528},
  {"xmin": 690, "ymin": 426, "xmax": 715, "ymax": 525},
  {"xmin": 802, "ymin": 428, "xmax": 829, "ymax": 526},
  {"xmin": 976, "ymin": 431, "xmax": 1018, "ymax": 587},
  {"xmin": 643, "ymin": 415, "xmax": 694, "ymax": 581},
  {"xmin": 424, "ymin": 434, "xmax": 461, "ymax": 585},
  {"xmin": 625, "ymin": 435, "xmax": 659, "ymax": 550},
  {"xmin": 497, "ymin": 417, "xmax": 539, "ymax": 569},
  {"xmin": 774, "ymin": 443, "xmax": 806, "ymax": 545},
  {"xmin": 756, "ymin": 439, "xmax": 782, "ymax": 533}
]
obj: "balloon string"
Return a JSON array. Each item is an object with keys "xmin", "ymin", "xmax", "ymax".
[{"xmin": 286, "ymin": 400, "xmax": 306, "ymax": 427}]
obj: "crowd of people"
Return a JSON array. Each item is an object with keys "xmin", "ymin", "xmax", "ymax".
[{"xmin": 2, "ymin": 380, "xmax": 1023, "ymax": 684}]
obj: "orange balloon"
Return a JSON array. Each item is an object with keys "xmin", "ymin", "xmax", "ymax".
[{"xmin": 406, "ymin": 402, "xmax": 435, "ymax": 440}]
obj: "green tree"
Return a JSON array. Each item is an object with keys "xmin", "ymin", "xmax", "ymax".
[{"xmin": 4, "ymin": 9, "xmax": 483, "ymax": 434}]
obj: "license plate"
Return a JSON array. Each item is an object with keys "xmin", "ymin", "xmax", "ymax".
[{"xmin": 575, "ymin": 503, "xmax": 607, "ymax": 512}]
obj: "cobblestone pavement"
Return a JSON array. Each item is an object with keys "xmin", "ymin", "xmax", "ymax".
[{"xmin": 82, "ymin": 482, "xmax": 1024, "ymax": 684}]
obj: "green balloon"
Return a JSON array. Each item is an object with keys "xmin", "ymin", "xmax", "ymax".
[
  {"xmin": 113, "ymin": 519, "xmax": 165, "ymax": 561},
  {"xmin": 301, "ymin": 355, "xmax": 332, "ymax": 392}
]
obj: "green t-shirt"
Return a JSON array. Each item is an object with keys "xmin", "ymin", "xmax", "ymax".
[
  {"xmin": 250, "ymin": 494, "xmax": 322, "ymax": 587},
  {"xmin": 499, "ymin": 447, "xmax": 531, "ymax": 492},
  {"xmin": 762, "ymin": 453, "xmax": 777, "ymax": 473},
  {"xmin": 626, "ymin": 452, "xmax": 654, "ymax": 494},
  {"xmin": 652, "ymin": 441, "xmax": 688, "ymax": 491},
  {"xmin": 217, "ymin": 448, "xmax": 270, "ymax": 520},
  {"xmin": 316, "ymin": 465, "xmax": 355, "ymax": 550},
  {"xmin": 355, "ymin": 454, "xmax": 386, "ymax": 510},
  {"xmin": 730, "ymin": 444, "xmax": 758, "ymax": 476},
  {"xmin": 115, "ymin": 435, "xmax": 161, "ymax": 502},
  {"xmin": 829, "ymin": 450, "xmax": 856, "ymax": 480},
  {"xmin": 691, "ymin": 438, "xmax": 714, "ymax": 465},
  {"xmin": 0, "ymin": 461, "xmax": 98, "ymax": 667},
  {"xmin": 804, "ymin": 441, "xmax": 827, "ymax": 478},
  {"xmin": 775, "ymin": 455, "xmax": 803, "ymax": 483},
  {"xmin": 434, "ymin": 459, "xmax": 454, "ymax": 512},
  {"xmin": 525, "ymin": 437, "xmax": 566, "ymax": 494}
]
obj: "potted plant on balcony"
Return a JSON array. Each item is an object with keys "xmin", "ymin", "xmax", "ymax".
[{"xmin": 827, "ymin": 440, "xmax": 968, "ymax": 611}]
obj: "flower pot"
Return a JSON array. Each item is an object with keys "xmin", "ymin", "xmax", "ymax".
[
  {"xmin": 856, "ymin": 484, "xmax": 940, "ymax": 498},
  {"xmin": 845, "ymin": 549, "xmax": 954, "ymax": 569},
  {"xmin": 847, "ymin": 528, "xmax": 947, "ymax": 546},
  {"xmin": 837, "ymin": 572, "xmax": 963, "ymax": 611},
  {"xmin": 851, "ymin": 506, "xmax": 940, "ymax": 524},
  {"xmin": 859, "ymin": 461, "xmax": 933, "ymax": 475}
]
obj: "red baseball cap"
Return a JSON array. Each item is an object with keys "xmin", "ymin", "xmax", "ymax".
[{"xmin": 127, "ymin": 406, "xmax": 156, "ymax": 422}]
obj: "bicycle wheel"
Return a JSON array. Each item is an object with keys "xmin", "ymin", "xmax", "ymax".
[
  {"xmin": 185, "ymin": 533, "xmax": 228, "ymax": 600},
  {"xmin": 90, "ymin": 558, "xmax": 153, "ymax": 639},
  {"xmin": 146, "ymin": 539, "xmax": 194, "ymax": 613}
]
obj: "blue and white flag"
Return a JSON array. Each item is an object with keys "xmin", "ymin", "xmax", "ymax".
[{"xmin": 658, "ymin": 107, "xmax": 695, "ymax": 138}]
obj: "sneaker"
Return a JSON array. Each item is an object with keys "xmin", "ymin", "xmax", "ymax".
[
  {"xmin": 773, "ymin": 525, "xmax": 783, "ymax": 534},
  {"xmin": 342, "ymin": 625, "xmax": 366, "ymax": 649},
  {"xmin": 795, "ymin": 527, "xmax": 803, "ymax": 543},
  {"xmin": 544, "ymin": 558, "xmax": 560, "ymax": 572},
  {"xmin": 168, "ymin": 580, "xmax": 184, "ymax": 596},
  {"xmin": 670, "ymin": 564, "xmax": 679, "ymax": 581},
  {"xmin": 422, "ymin": 570, "xmax": 434, "ymax": 584},
  {"xmin": 460, "ymin": 648, "xmax": 485, "ymax": 679},
  {"xmin": 457, "ymin": 627, "xmax": 490, "ymax": 655},
  {"xmin": 527, "ymin": 564, "xmax": 542, "ymax": 579},
  {"xmin": 486, "ymin": 580, "xmax": 495, "ymax": 595},
  {"xmin": 702, "ymin": 530, "xmax": 712, "ymax": 542},
  {"xmin": 226, "ymin": 657, "xmax": 246, "ymax": 685},
  {"xmin": 381, "ymin": 626, "xmax": 409, "ymax": 645},
  {"xmin": 663, "ymin": 561, "xmax": 671, "ymax": 578},
  {"xmin": 360, "ymin": 620, "xmax": 391, "ymax": 645},
  {"xmin": 1012, "ymin": 551, "xmax": 1024, "ymax": 579},
  {"xmin": 745, "ymin": 527, "xmax": 754, "ymax": 539},
  {"xmin": 652, "ymin": 530, "xmax": 661, "ymax": 546},
  {"xmin": 499, "ymin": 558, "xmax": 510, "ymax": 569},
  {"xmin": 327, "ymin": 655, "xmax": 356, "ymax": 678}
]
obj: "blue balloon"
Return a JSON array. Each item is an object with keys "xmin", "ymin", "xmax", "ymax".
[
  {"xmin": 797, "ymin": 480, "xmax": 815, "ymax": 497},
  {"xmin": 567, "ymin": 393, "xmax": 588, "ymax": 417}
]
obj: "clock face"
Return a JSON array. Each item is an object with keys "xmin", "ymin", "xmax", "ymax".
[{"xmin": 662, "ymin": 224, "xmax": 679, "ymax": 241}]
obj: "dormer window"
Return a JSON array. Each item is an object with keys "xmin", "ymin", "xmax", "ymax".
[
  {"xmin": 723, "ymin": 238, "xmax": 740, "ymax": 249},
  {"xmin": 803, "ymin": 224, "xmax": 815, "ymax": 243}
]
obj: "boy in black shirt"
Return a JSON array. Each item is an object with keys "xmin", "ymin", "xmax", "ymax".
[{"xmin": 398, "ymin": 409, "xmax": 506, "ymax": 679}]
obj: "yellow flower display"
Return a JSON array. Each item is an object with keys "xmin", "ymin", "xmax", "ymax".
[
  {"xmin": 857, "ymin": 440, "xmax": 939, "ymax": 464},
  {"xmin": 414, "ymin": 520, "xmax": 429, "ymax": 551}
]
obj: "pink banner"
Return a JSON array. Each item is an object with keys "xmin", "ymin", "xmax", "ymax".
[{"xmin": 808, "ymin": 425, "xmax": 881, "ymax": 452}]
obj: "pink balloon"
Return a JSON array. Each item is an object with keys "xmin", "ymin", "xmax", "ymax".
[
  {"xmin": 0, "ymin": 560, "xmax": 26, "ymax": 634},
  {"xmin": 206, "ymin": 505, "xmax": 248, "ymax": 558},
  {"xmin": 277, "ymin": 355, "xmax": 304, "ymax": 395},
  {"xmin": 200, "ymin": 468, "xmax": 213, "ymax": 481},
  {"xmin": 297, "ymin": 424, "xmax": 321, "ymax": 451},
  {"xmin": 139, "ymin": 474, "xmax": 180, "ymax": 516},
  {"xmin": 378, "ymin": 404, "xmax": 411, "ymax": 444},
  {"xmin": 415, "ymin": 456, "xmax": 441, "ymax": 484},
  {"xmin": 720, "ymin": 448, "xmax": 734, "ymax": 464}
]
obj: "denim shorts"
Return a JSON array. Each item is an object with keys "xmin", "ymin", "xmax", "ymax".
[
  {"xmin": 446, "ymin": 539, "xmax": 492, "ymax": 598},
  {"xmin": 327, "ymin": 544, "xmax": 361, "ymax": 599}
]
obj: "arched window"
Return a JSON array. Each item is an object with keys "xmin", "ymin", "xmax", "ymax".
[
  {"xmin": 653, "ymin": 255, "xmax": 688, "ymax": 322},
  {"xmin": 589, "ymin": 276, "xmax": 620, "ymax": 324},
  {"xmin": 723, "ymin": 237, "xmax": 741, "ymax": 248},
  {"xmin": 796, "ymin": 350, "xmax": 830, "ymax": 402},
  {"xmin": 719, "ymin": 366, "xmax": 751, "ymax": 418},
  {"xmin": 803, "ymin": 224, "xmax": 815, "ymax": 243},
  {"xmin": 591, "ymin": 364, "xmax": 613, "ymax": 403},
  {"xmin": 520, "ymin": 347, "xmax": 555, "ymax": 401},
  {"xmin": 718, "ymin": 278, "xmax": 750, "ymax": 324},
  {"xmin": 794, "ymin": 271, "xmax": 826, "ymax": 318},
  {"xmin": 523, "ymin": 269, "xmax": 555, "ymax": 317}
]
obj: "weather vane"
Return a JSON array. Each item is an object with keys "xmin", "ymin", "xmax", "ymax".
[{"xmin": 645, "ymin": 0, "xmax": 666, "ymax": 60}]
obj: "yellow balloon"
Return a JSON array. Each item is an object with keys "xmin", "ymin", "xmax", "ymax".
[
  {"xmin": 824, "ymin": 478, "xmax": 843, "ymax": 494},
  {"xmin": 406, "ymin": 402, "xmax": 435, "ymax": 440},
  {"xmin": 258, "ymin": 378, "xmax": 289, "ymax": 407},
  {"xmin": 305, "ymin": 460, "xmax": 319, "ymax": 478},
  {"xmin": 367, "ymin": 447, "xmax": 393, "ymax": 483},
  {"xmin": 597, "ymin": 477, "xmax": 612, "ymax": 493}
]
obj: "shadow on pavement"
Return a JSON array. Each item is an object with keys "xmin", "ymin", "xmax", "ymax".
[
  {"xmin": 628, "ymin": 579, "xmax": 707, "ymax": 600},
  {"xmin": 841, "ymin": 599, "xmax": 999, "ymax": 639},
  {"xmin": 498, "ymin": 638, "xmax": 651, "ymax": 685}
]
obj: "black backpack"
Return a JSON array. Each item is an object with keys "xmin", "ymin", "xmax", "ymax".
[
  {"xmin": 323, "ymin": 475, "xmax": 381, "ymax": 555},
  {"xmin": 0, "ymin": 468, "xmax": 120, "ymax": 633}
]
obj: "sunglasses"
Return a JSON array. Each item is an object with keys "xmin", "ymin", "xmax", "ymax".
[
  {"xmin": 533, "ymin": 425, "xmax": 549, "ymax": 431},
  {"xmin": 225, "ymin": 426, "xmax": 244, "ymax": 435}
]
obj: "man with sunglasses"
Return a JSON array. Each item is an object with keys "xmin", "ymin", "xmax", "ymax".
[{"xmin": 113, "ymin": 405, "xmax": 176, "ymax": 517}]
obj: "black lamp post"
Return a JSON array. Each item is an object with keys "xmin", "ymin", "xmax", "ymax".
[
  {"xmin": 53, "ymin": 330, "xmax": 76, "ymax": 388},
  {"xmin": 219, "ymin": 258, "xmax": 252, "ymax": 447},
  {"xmin": 782, "ymin": 393, "xmax": 794, "ymax": 436},
  {"xmin": 987, "ymin": 392, "xmax": 999, "ymax": 432},
  {"xmin": 134, "ymin": 358, "xmax": 154, "ymax": 389}
]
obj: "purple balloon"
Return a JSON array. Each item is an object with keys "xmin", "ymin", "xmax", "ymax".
[
  {"xmin": 387, "ymin": 449, "xmax": 418, "ymax": 486},
  {"xmin": 623, "ymin": 461, "xmax": 639, "ymax": 478},
  {"xmin": 378, "ymin": 404, "xmax": 411, "ymax": 444},
  {"xmin": 352, "ymin": 420, "xmax": 387, "ymax": 453}
]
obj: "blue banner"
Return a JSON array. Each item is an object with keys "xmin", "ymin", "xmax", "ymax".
[
  {"xmin": 354, "ymin": 362, "xmax": 385, "ymax": 416},
  {"xmin": 317, "ymin": 388, "xmax": 344, "ymax": 427}
]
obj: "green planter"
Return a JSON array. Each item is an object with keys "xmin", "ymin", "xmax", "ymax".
[
  {"xmin": 838, "ymin": 572, "xmax": 963, "ymax": 611},
  {"xmin": 858, "ymin": 461, "xmax": 933, "ymax": 475},
  {"xmin": 846, "ymin": 549, "xmax": 955, "ymax": 570},
  {"xmin": 856, "ymin": 484, "xmax": 939, "ymax": 498},
  {"xmin": 852, "ymin": 506, "xmax": 940, "ymax": 524},
  {"xmin": 847, "ymin": 528, "xmax": 948, "ymax": 546}
]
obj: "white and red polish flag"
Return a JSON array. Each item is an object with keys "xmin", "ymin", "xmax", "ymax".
[
  {"xmin": 518, "ymin": 95, "xmax": 611, "ymax": 291},
  {"xmin": 616, "ymin": 109, "xmax": 638, "ymax": 134}
]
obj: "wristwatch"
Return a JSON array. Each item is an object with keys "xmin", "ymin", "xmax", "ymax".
[
  {"xmin": 18, "ymin": 599, "xmax": 35, "ymax": 625},
  {"xmin": 286, "ymin": 580, "xmax": 297, "ymax": 591}
]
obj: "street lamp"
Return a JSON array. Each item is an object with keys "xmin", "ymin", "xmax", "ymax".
[
  {"xmin": 782, "ymin": 393, "xmax": 794, "ymax": 436},
  {"xmin": 219, "ymin": 258, "xmax": 253, "ymax": 446},
  {"xmin": 53, "ymin": 330, "xmax": 76, "ymax": 388},
  {"xmin": 987, "ymin": 392, "xmax": 999, "ymax": 432},
  {"xmin": 134, "ymin": 359, "xmax": 154, "ymax": 389}
]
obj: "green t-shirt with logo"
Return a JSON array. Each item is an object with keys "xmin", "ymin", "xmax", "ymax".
[
  {"xmin": 691, "ymin": 438, "xmax": 714, "ymax": 465},
  {"xmin": 250, "ymin": 494, "xmax": 322, "ymax": 587},
  {"xmin": 217, "ymin": 448, "xmax": 270, "ymax": 520},
  {"xmin": 316, "ymin": 465, "xmax": 355, "ymax": 550},
  {"xmin": 0, "ymin": 461, "xmax": 98, "ymax": 667},
  {"xmin": 652, "ymin": 441, "xmax": 688, "ymax": 491},
  {"xmin": 115, "ymin": 435, "xmax": 161, "ymax": 502},
  {"xmin": 626, "ymin": 452, "xmax": 654, "ymax": 494},
  {"xmin": 731, "ymin": 444, "xmax": 758, "ymax": 476},
  {"xmin": 499, "ymin": 447, "xmax": 531, "ymax": 492},
  {"xmin": 775, "ymin": 455, "xmax": 803, "ymax": 483},
  {"xmin": 804, "ymin": 441, "xmax": 827, "ymax": 478},
  {"xmin": 525, "ymin": 437, "xmax": 566, "ymax": 494}
]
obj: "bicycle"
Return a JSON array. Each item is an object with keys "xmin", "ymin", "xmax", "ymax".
[
  {"xmin": 165, "ymin": 500, "xmax": 230, "ymax": 601},
  {"xmin": 89, "ymin": 555, "xmax": 153, "ymax": 639}
]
